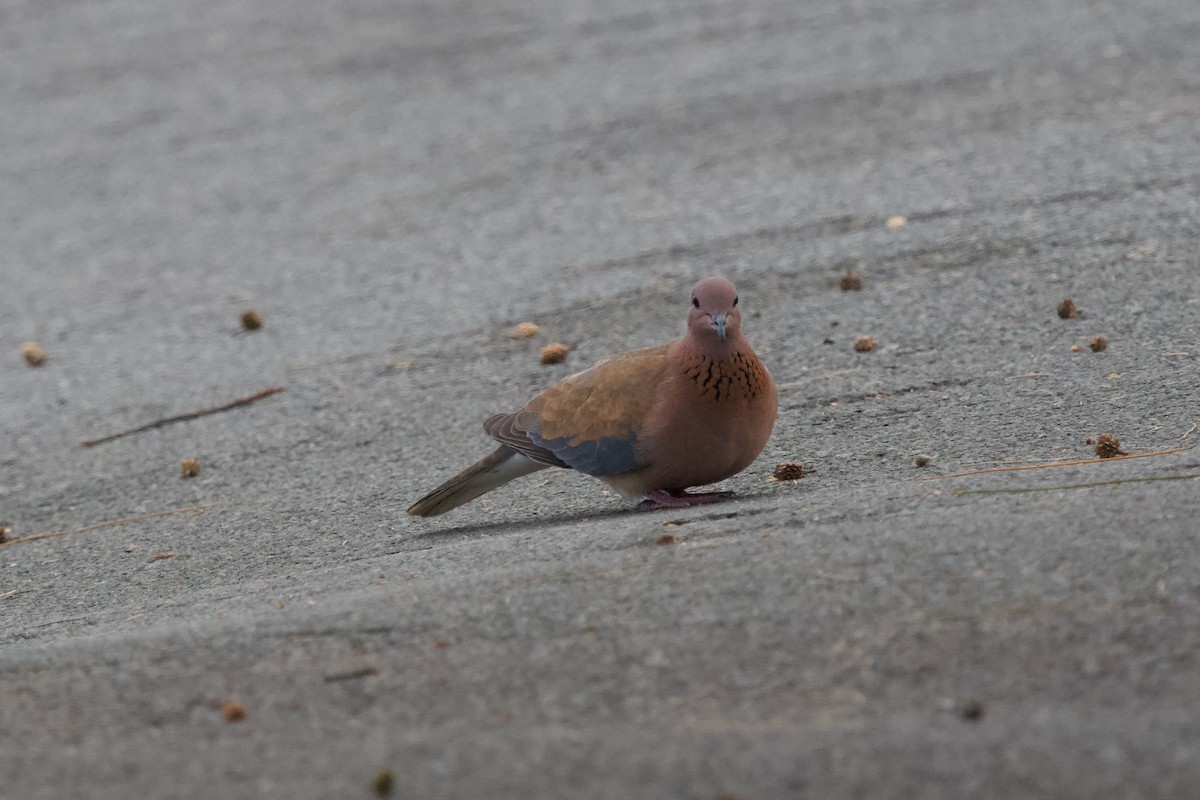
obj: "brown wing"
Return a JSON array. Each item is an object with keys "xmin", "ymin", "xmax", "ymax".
[
  {"xmin": 483, "ymin": 344, "xmax": 671, "ymax": 477},
  {"xmin": 483, "ymin": 410, "xmax": 569, "ymax": 468}
]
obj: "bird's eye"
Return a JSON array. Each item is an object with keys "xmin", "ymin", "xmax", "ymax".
[
  {"xmin": 692, "ymin": 297, "xmax": 700, "ymax": 308},
  {"xmin": 733, "ymin": 296, "xmax": 739, "ymax": 306}
]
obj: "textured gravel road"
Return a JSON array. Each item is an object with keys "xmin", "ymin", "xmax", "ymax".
[{"xmin": 3, "ymin": 0, "xmax": 1200, "ymax": 797}]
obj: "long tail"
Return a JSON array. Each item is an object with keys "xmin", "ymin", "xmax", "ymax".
[{"xmin": 406, "ymin": 447, "xmax": 548, "ymax": 517}]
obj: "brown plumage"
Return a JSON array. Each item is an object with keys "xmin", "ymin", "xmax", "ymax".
[{"xmin": 407, "ymin": 277, "xmax": 778, "ymax": 516}]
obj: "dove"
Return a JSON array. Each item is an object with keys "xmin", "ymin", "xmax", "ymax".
[{"xmin": 407, "ymin": 277, "xmax": 777, "ymax": 516}]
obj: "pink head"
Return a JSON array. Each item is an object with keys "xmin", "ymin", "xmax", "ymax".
[{"xmin": 686, "ymin": 277, "xmax": 742, "ymax": 345}]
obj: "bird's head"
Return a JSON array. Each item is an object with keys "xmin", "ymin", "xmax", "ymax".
[{"xmin": 686, "ymin": 277, "xmax": 742, "ymax": 344}]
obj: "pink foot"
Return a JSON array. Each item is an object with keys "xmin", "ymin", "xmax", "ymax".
[{"xmin": 636, "ymin": 489, "xmax": 735, "ymax": 512}]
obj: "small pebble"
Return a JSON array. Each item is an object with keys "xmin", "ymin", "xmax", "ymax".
[
  {"xmin": 371, "ymin": 769, "xmax": 395, "ymax": 797},
  {"xmin": 885, "ymin": 215, "xmax": 907, "ymax": 229},
  {"xmin": 960, "ymin": 700, "xmax": 985, "ymax": 721}
]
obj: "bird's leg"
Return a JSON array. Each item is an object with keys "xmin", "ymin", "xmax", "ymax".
[{"xmin": 636, "ymin": 489, "xmax": 735, "ymax": 511}]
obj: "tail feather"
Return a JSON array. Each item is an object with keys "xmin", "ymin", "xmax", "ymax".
[{"xmin": 406, "ymin": 447, "xmax": 548, "ymax": 517}]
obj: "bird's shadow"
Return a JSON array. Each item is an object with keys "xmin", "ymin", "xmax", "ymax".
[
  {"xmin": 409, "ymin": 487, "xmax": 775, "ymax": 540},
  {"xmin": 414, "ymin": 506, "xmax": 631, "ymax": 539}
]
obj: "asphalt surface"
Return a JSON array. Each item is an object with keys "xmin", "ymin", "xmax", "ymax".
[{"xmin": 3, "ymin": 0, "xmax": 1200, "ymax": 797}]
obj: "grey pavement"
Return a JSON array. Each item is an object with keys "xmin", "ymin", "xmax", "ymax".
[{"xmin": 3, "ymin": 0, "xmax": 1200, "ymax": 797}]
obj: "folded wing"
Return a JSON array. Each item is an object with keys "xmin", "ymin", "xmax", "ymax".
[{"xmin": 484, "ymin": 344, "xmax": 670, "ymax": 477}]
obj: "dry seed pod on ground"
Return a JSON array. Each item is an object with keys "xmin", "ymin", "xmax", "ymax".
[
  {"xmin": 773, "ymin": 462, "xmax": 806, "ymax": 480},
  {"xmin": 240, "ymin": 310, "xmax": 263, "ymax": 331},
  {"xmin": 854, "ymin": 336, "xmax": 878, "ymax": 353},
  {"xmin": 221, "ymin": 701, "xmax": 246, "ymax": 722},
  {"xmin": 539, "ymin": 342, "xmax": 570, "ymax": 364},
  {"xmin": 513, "ymin": 321, "xmax": 540, "ymax": 338},
  {"xmin": 20, "ymin": 341, "xmax": 46, "ymax": 366},
  {"xmin": 1057, "ymin": 298, "xmax": 1077, "ymax": 319},
  {"xmin": 1093, "ymin": 434, "xmax": 1127, "ymax": 458}
]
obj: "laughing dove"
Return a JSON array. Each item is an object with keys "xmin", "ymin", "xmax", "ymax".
[{"xmin": 407, "ymin": 277, "xmax": 778, "ymax": 516}]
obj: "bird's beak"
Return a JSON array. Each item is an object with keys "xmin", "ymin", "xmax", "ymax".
[{"xmin": 710, "ymin": 313, "xmax": 727, "ymax": 341}]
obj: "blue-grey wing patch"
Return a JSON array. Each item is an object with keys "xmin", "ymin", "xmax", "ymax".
[
  {"xmin": 525, "ymin": 429, "xmax": 640, "ymax": 477},
  {"xmin": 484, "ymin": 412, "xmax": 642, "ymax": 477}
]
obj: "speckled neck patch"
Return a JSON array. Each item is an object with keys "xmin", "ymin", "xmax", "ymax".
[{"xmin": 681, "ymin": 349, "xmax": 769, "ymax": 403}]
